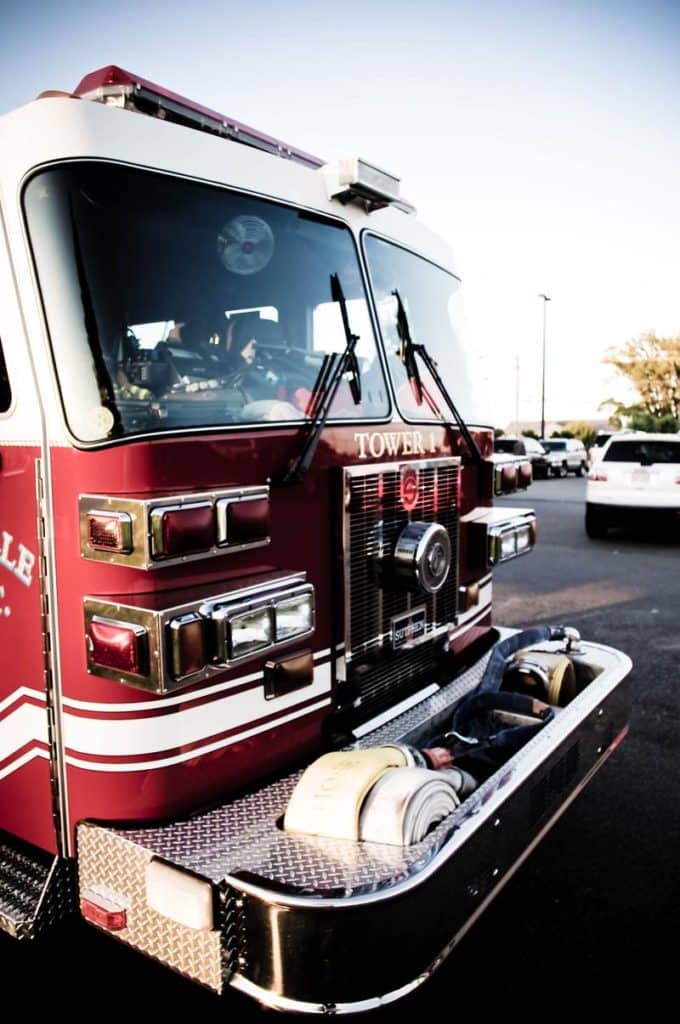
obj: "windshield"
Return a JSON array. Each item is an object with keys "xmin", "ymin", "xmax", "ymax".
[
  {"xmin": 24, "ymin": 163, "xmax": 389, "ymax": 443},
  {"xmin": 363, "ymin": 234, "xmax": 483, "ymax": 424},
  {"xmin": 541, "ymin": 440, "xmax": 567, "ymax": 452},
  {"xmin": 604, "ymin": 440, "xmax": 680, "ymax": 464}
]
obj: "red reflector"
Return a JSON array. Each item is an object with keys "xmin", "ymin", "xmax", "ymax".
[
  {"xmin": 81, "ymin": 898, "xmax": 127, "ymax": 931},
  {"xmin": 87, "ymin": 510, "xmax": 133, "ymax": 553},
  {"xmin": 217, "ymin": 497, "xmax": 270, "ymax": 546},
  {"xmin": 88, "ymin": 617, "xmax": 148, "ymax": 675},
  {"xmin": 151, "ymin": 503, "xmax": 214, "ymax": 557},
  {"xmin": 500, "ymin": 465, "xmax": 518, "ymax": 492},
  {"xmin": 589, "ymin": 471, "xmax": 608, "ymax": 482},
  {"xmin": 608, "ymin": 724, "xmax": 629, "ymax": 752}
]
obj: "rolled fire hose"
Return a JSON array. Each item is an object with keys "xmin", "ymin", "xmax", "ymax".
[
  {"xmin": 283, "ymin": 747, "xmax": 410, "ymax": 841},
  {"xmin": 283, "ymin": 747, "xmax": 463, "ymax": 845},
  {"xmin": 504, "ymin": 648, "xmax": 577, "ymax": 706},
  {"xmin": 358, "ymin": 767, "xmax": 459, "ymax": 846}
]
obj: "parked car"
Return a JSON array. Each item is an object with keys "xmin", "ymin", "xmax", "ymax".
[
  {"xmin": 494, "ymin": 435, "xmax": 551, "ymax": 478},
  {"xmin": 587, "ymin": 430, "xmax": 614, "ymax": 466},
  {"xmin": 540, "ymin": 438, "xmax": 588, "ymax": 477},
  {"xmin": 585, "ymin": 432, "xmax": 680, "ymax": 537}
]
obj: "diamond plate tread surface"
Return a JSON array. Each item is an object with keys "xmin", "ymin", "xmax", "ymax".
[
  {"xmin": 116, "ymin": 654, "xmax": 494, "ymax": 897},
  {"xmin": 0, "ymin": 833, "xmax": 74, "ymax": 940},
  {"xmin": 78, "ymin": 827, "xmax": 222, "ymax": 991}
]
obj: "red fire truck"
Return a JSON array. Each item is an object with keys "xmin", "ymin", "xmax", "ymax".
[{"xmin": 0, "ymin": 66, "xmax": 631, "ymax": 1012}]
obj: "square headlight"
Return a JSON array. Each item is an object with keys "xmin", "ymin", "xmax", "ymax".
[
  {"xmin": 228, "ymin": 606, "xmax": 273, "ymax": 660},
  {"xmin": 499, "ymin": 530, "xmax": 517, "ymax": 561},
  {"xmin": 274, "ymin": 591, "xmax": 314, "ymax": 642},
  {"xmin": 515, "ymin": 524, "xmax": 532, "ymax": 553}
]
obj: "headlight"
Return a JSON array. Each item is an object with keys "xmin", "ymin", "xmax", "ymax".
[
  {"xmin": 210, "ymin": 583, "xmax": 316, "ymax": 665},
  {"xmin": 228, "ymin": 606, "xmax": 273, "ymax": 659},
  {"xmin": 274, "ymin": 592, "xmax": 314, "ymax": 641},
  {"xmin": 488, "ymin": 513, "xmax": 537, "ymax": 565}
]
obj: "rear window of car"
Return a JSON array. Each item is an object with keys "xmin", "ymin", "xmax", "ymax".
[
  {"xmin": 603, "ymin": 440, "xmax": 680, "ymax": 464},
  {"xmin": 494, "ymin": 438, "xmax": 524, "ymax": 454},
  {"xmin": 542, "ymin": 440, "xmax": 566, "ymax": 451}
]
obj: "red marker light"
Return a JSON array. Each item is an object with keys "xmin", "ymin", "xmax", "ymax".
[
  {"xmin": 88, "ymin": 617, "xmax": 148, "ymax": 676},
  {"xmin": 518, "ymin": 462, "xmax": 533, "ymax": 489},
  {"xmin": 216, "ymin": 496, "xmax": 270, "ymax": 547},
  {"xmin": 589, "ymin": 471, "xmax": 608, "ymax": 482},
  {"xmin": 81, "ymin": 898, "xmax": 127, "ymax": 932},
  {"xmin": 150, "ymin": 502, "xmax": 214, "ymax": 557},
  {"xmin": 500, "ymin": 464, "xmax": 518, "ymax": 492}
]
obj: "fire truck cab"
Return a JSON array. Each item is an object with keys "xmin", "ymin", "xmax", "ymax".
[{"xmin": 0, "ymin": 67, "xmax": 631, "ymax": 1013}]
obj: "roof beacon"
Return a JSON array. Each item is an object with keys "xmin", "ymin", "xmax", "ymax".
[{"xmin": 323, "ymin": 157, "xmax": 402, "ymax": 211}]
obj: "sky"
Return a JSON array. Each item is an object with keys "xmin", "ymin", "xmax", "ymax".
[{"xmin": 2, "ymin": 0, "xmax": 679, "ymax": 429}]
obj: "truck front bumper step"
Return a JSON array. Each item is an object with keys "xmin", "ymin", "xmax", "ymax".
[
  {"xmin": 0, "ymin": 831, "xmax": 75, "ymax": 940},
  {"xmin": 76, "ymin": 638, "xmax": 631, "ymax": 1012}
]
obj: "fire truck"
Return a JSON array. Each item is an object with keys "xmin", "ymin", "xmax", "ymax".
[{"xmin": 0, "ymin": 66, "xmax": 631, "ymax": 1013}]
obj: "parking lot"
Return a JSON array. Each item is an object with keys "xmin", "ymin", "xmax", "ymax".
[{"xmin": 3, "ymin": 474, "xmax": 678, "ymax": 1017}]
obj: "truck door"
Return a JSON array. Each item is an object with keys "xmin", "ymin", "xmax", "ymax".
[{"xmin": 0, "ymin": 216, "xmax": 56, "ymax": 853}]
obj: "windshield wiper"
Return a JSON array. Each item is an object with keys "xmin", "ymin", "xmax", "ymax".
[
  {"xmin": 277, "ymin": 273, "xmax": 361, "ymax": 485},
  {"xmin": 392, "ymin": 289, "xmax": 482, "ymax": 463}
]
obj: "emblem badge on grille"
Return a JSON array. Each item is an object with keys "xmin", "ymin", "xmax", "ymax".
[
  {"xmin": 392, "ymin": 607, "xmax": 427, "ymax": 650},
  {"xmin": 400, "ymin": 465, "xmax": 420, "ymax": 511}
]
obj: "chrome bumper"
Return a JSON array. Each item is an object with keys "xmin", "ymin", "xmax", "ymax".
[{"xmin": 77, "ymin": 637, "xmax": 631, "ymax": 1013}]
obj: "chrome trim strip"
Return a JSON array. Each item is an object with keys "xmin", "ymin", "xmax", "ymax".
[
  {"xmin": 351, "ymin": 684, "xmax": 439, "ymax": 738},
  {"xmin": 230, "ymin": 971, "xmax": 424, "ymax": 1016}
]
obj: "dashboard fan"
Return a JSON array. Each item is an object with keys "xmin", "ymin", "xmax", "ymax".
[{"xmin": 217, "ymin": 214, "xmax": 275, "ymax": 275}]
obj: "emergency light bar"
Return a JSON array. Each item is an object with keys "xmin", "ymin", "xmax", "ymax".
[
  {"xmin": 74, "ymin": 65, "xmax": 324, "ymax": 169},
  {"xmin": 73, "ymin": 66, "xmax": 414, "ymax": 213}
]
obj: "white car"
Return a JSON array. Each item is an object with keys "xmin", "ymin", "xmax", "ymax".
[{"xmin": 585, "ymin": 432, "xmax": 680, "ymax": 537}]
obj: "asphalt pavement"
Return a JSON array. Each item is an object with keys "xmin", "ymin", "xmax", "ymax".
[{"xmin": 3, "ymin": 475, "xmax": 678, "ymax": 1017}]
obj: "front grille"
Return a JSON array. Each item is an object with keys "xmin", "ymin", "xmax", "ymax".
[{"xmin": 342, "ymin": 458, "xmax": 460, "ymax": 722}]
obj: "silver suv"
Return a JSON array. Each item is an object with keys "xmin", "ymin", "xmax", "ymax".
[{"xmin": 540, "ymin": 438, "xmax": 589, "ymax": 477}]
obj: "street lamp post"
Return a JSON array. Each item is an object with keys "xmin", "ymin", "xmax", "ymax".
[{"xmin": 539, "ymin": 293, "xmax": 551, "ymax": 439}]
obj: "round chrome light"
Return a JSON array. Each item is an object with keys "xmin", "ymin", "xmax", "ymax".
[{"xmin": 393, "ymin": 521, "xmax": 452, "ymax": 594}]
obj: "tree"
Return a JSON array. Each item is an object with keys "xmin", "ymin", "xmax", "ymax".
[
  {"xmin": 551, "ymin": 428, "xmax": 574, "ymax": 439},
  {"xmin": 603, "ymin": 331, "xmax": 680, "ymax": 425},
  {"xmin": 562, "ymin": 421, "xmax": 598, "ymax": 449}
]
